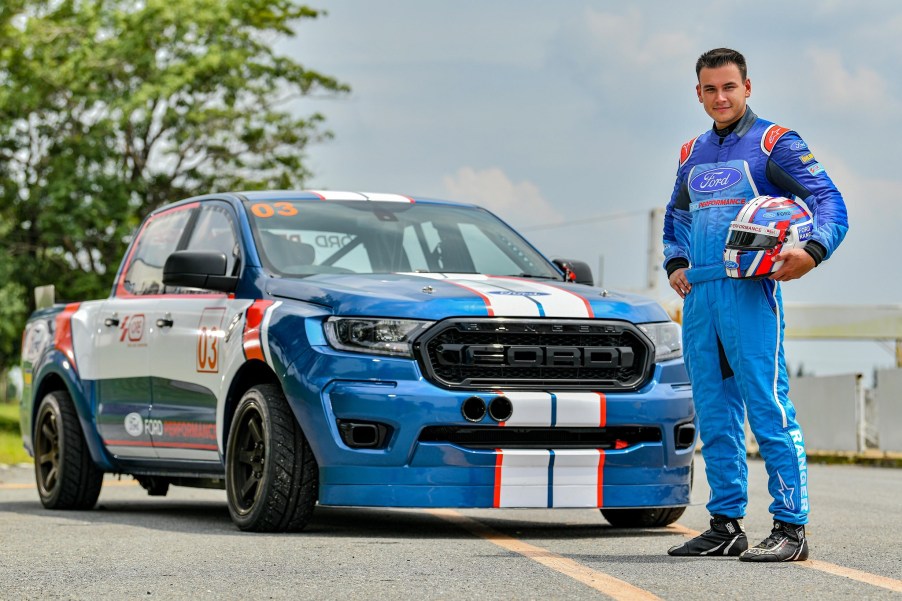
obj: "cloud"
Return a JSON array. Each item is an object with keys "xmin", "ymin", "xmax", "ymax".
[
  {"xmin": 799, "ymin": 48, "xmax": 896, "ymax": 112},
  {"xmin": 441, "ymin": 167, "xmax": 562, "ymax": 228}
]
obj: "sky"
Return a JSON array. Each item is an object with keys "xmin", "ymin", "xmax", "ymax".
[{"xmin": 281, "ymin": 0, "xmax": 902, "ymax": 380}]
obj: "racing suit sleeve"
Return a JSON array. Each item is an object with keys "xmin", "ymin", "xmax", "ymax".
[
  {"xmin": 765, "ymin": 132, "xmax": 849, "ymax": 264},
  {"xmin": 663, "ymin": 163, "xmax": 692, "ymax": 276}
]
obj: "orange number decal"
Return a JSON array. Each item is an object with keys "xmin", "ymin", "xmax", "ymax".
[
  {"xmin": 274, "ymin": 202, "xmax": 298, "ymax": 216},
  {"xmin": 251, "ymin": 203, "xmax": 275, "ymax": 218},
  {"xmin": 251, "ymin": 202, "xmax": 297, "ymax": 218},
  {"xmin": 197, "ymin": 326, "xmax": 219, "ymax": 373}
]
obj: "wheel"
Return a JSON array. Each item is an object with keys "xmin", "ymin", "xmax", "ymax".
[
  {"xmin": 225, "ymin": 384, "xmax": 318, "ymax": 532},
  {"xmin": 33, "ymin": 390, "xmax": 104, "ymax": 509},
  {"xmin": 600, "ymin": 457, "xmax": 693, "ymax": 528},
  {"xmin": 601, "ymin": 506, "xmax": 687, "ymax": 528},
  {"xmin": 136, "ymin": 476, "xmax": 170, "ymax": 496}
]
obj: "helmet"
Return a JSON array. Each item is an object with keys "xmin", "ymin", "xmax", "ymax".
[{"xmin": 723, "ymin": 196, "xmax": 813, "ymax": 279}]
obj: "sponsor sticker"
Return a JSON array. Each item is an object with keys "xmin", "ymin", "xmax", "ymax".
[
  {"xmin": 124, "ymin": 412, "xmax": 144, "ymax": 437},
  {"xmin": 690, "ymin": 198, "xmax": 747, "ymax": 212},
  {"xmin": 797, "ymin": 223, "xmax": 813, "ymax": 241},
  {"xmin": 807, "ymin": 163, "xmax": 825, "ymax": 176},
  {"xmin": 763, "ymin": 209, "xmax": 793, "ymax": 219},
  {"xmin": 798, "ymin": 153, "xmax": 815, "ymax": 164},
  {"xmin": 689, "ymin": 167, "xmax": 743, "ymax": 193},
  {"xmin": 724, "ymin": 260, "xmax": 740, "ymax": 269},
  {"xmin": 790, "ymin": 140, "xmax": 808, "ymax": 151}
]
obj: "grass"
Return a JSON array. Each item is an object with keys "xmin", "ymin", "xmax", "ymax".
[{"xmin": 0, "ymin": 402, "xmax": 31, "ymax": 465}]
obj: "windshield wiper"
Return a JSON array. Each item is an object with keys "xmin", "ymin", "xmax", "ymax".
[{"xmin": 505, "ymin": 273, "xmax": 563, "ymax": 280}]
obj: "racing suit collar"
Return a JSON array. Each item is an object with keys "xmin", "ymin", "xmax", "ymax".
[{"xmin": 711, "ymin": 106, "xmax": 758, "ymax": 139}]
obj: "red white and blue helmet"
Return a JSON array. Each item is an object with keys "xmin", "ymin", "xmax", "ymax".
[{"xmin": 723, "ymin": 196, "xmax": 813, "ymax": 279}]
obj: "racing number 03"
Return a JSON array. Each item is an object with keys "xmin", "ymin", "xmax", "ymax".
[
  {"xmin": 196, "ymin": 308, "xmax": 227, "ymax": 373},
  {"xmin": 251, "ymin": 202, "xmax": 298, "ymax": 218},
  {"xmin": 197, "ymin": 326, "xmax": 219, "ymax": 373}
]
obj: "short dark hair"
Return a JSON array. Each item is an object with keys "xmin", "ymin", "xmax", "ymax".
[{"xmin": 696, "ymin": 48, "xmax": 747, "ymax": 81}]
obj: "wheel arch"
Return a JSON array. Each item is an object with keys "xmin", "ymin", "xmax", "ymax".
[
  {"xmin": 222, "ymin": 360, "xmax": 280, "ymax": 454},
  {"xmin": 30, "ymin": 363, "xmax": 116, "ymax": 471}
]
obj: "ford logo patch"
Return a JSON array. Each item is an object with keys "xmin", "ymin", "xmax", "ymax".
[
  {"xmin": 724, "ymin": 260, "xmax": 739, "ymax": 269},
  {"xmin": 762, "ymin": 209, "xmax": 792, "ymax": 219},
  {"xmin": 488, "ymin": 291, "xmax": 550, "ymax": 297},
  {"xmin": 689, "ymin": 167, "xmax": 743, "ymax": 193},
  {"xmin": 790, "ymin": 141, "xmax": 808, "ymax": 151}
]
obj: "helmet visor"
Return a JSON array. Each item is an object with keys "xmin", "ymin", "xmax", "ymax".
[
  {"xmin": 725, "ymin": 229, "xmax": 780, "ymax": 250},
  {"xmin": 725, "ymin": 221, "xmax": 782, "ymax": 250}
]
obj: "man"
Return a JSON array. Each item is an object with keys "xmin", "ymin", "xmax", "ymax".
[{"xmin": 662, "ymin": 48, "xmax": 848, "ymax": 562}]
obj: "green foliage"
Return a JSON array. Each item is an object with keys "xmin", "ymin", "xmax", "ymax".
[{"xmin": 0, "ymin": 0, "xmax": 348, "ymax": 370}]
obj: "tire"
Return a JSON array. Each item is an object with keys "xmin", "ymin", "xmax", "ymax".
[
  {"xmin": 33, "ymin": 390, "xmax": 104, "ymax": 510},
  {"xmin": 601, "ymin": 506, "xmax": 687, "ymax": 528},
  {"xmin": 600, "ymin": 457, "xmax": 693, "ymax": 528},
  {"xmin": 225, "ymin": 384, "xmax": 318, "ymax": 532}
]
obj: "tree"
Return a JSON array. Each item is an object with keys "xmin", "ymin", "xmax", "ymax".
[{"xmin": 0, "ymin": 0, "xmax": 348, "ymax": 372}]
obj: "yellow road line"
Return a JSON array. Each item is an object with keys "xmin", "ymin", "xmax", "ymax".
[
  {"xmin": 0, "ymin": 479, "xmax": 138, "ymax": 490},
  {"xmin": 428, "ymin": 509, "xmax": 662, "ymax": 601},
  {"xmin": 676, "ymin": 525, "xmax": 902, "ymax": 593}
]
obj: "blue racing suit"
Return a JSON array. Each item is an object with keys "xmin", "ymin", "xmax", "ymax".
[{"xmin": 662, "ymin": 107, "xmax": 848, "ymax": 524}]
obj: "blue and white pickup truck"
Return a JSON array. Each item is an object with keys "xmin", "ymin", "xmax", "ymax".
[{"xmin": 19, "ymin": 190, "xmax": 695, "ymax": 531}]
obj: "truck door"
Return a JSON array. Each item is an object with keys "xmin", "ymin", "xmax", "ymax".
[
  {"xmin": 95, "ymin": 203, "xmax": 196, "ymax": 459},
  {"xmin": 148, "ymin": 202, "xmax": 246, "ymax": 462}
]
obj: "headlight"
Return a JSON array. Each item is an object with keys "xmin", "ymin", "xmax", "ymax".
[
  {"xmin": 638, "ymin": 321, "xmax": 682, "ymax": 362},
  {"xmin": 323, "ymin": 317, "xmax": 433, "ymax": 357}
]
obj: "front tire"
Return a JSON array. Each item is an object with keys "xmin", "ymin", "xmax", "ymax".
[
  {"xmin": 601, "ymin": 506, "xmax": 686, "ymax": 528},
  {"xmin": 33, "ymin": 390, "xmax": 104, "ymax": 509},
  {"xmin": 225, "ymin": 384, "xmax": 318, "ymax": 532},
  {"xmin": 601, "ymin": 457, "xmax": 693, "ymax": 528}
]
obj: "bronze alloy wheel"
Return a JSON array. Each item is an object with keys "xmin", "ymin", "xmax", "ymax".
[
  {"xmin": 33, "ymin": 390, "xmax": 103, "ymax": 509},
  {"xmin": 225, "ymin": 384, "xmax": 318, "ymax": 532},
  {"xmin": 227, "ymin": 400, "xmax": 267, "ymax": 515},
  {"xmin": 34, "ymin": 400, "xmax": 61, "ymax": 498}
]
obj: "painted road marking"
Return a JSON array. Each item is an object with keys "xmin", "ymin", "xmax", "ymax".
[
  {"xmin": 0, "ymin": 479, "xmax": 138, "ymax": 490},
  {"xmin": 673, "ymin": 525, "xmax": 902, "ymax": 593},
  {"xmin": 429, "ymin": 509, "xmax": 662, "ymax": 601}
]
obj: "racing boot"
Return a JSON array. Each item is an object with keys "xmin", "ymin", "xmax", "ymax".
[
  {"xmin": 667, "ymin": 515, "xmax": 748, "ymax": 557},
  {"xmin": 739, "ymin": 520, "xmax": 808, "ymax": 562}
]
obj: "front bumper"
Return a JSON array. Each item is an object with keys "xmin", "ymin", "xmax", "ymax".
[{"xmin": 281, "ymin": 347, "xmax": 695, "ymax": 509}]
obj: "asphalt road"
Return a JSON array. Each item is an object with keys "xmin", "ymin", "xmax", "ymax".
[{"xmin": 1, "ymin": 457, "xmax": 900, "ymax": 601}]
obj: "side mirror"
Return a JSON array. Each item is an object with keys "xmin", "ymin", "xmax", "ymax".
[
  {"xmin": 552, "ymin": 258, "xmax": 594, "ymax": 286},
  {"xmin": 163, "ymin": 251, "xmax": 238, "ymax": 293}
]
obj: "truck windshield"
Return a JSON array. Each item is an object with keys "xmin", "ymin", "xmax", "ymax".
[{"xmin": 243, "ymin": 199, "xmax": 562, "ymax": 279}]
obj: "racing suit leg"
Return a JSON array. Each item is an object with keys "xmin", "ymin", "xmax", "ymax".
[
  {"xmin": 715, "ymin": 278, "xmax": 809, "ymax": 525},
  {"xmin": 683, "ymin": 280, "xmax": 748, "ymax": 519}
]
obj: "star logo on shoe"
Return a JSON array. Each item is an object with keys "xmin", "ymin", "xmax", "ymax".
[{"xmin": 776, "ymin": 472, "xmax": 795, "ymax": 511}]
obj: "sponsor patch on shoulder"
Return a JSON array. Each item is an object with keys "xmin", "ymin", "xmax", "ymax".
[
  {"xmin": 807, "ymin": 163, "xmax": 826, "ymax": 176},
  {"xmin": 790, "ymin": 140, "xmax": 808, "ymax": 151},
  {"xmin": 799, "ymin": 153, "xmax": 815, "ymax": 164}
]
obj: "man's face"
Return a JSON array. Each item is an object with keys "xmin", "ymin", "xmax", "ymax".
[{"xmin": 696, "ymin": 64, "xmax": 751, "ymax": 129}]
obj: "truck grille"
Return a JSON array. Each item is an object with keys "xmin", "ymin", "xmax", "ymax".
[
  {"xmin": 414, "ymin": 318, "xmax": 654, "ymax": 390},
  {"xmin": 418, "ymin": 426, "xmax": 662, "ymax": 449}
]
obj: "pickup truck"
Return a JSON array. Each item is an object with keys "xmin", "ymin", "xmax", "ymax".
[{"xmin": 19, "ymin": 190, "xmax": 695, "ymax": 532}]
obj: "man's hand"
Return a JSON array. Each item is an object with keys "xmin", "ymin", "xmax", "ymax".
[
  {"xmin": 770, "ymin": 248, "xmax": 815, "ymax": 281},
  {"xmin": 669, "ymin": 268, "xmax": 691, "ymax": 298}
]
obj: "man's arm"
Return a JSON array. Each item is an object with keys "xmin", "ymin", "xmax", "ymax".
[
  {"xmin": 766, "ymin": 132, "xmax": 849, "ymax": 281},
  {"xmin": 663, "ymin": 159, "xmax": 693, "ymax": 295}
]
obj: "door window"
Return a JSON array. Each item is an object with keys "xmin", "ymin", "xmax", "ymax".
[{"xmin": 120, "ymin": 208, "xmax": 193, "ymax": 296}]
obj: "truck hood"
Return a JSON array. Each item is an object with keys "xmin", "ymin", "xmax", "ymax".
[{"xmin": 266, "ymin": 273, "xmax": 670, "ymax": 323}]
